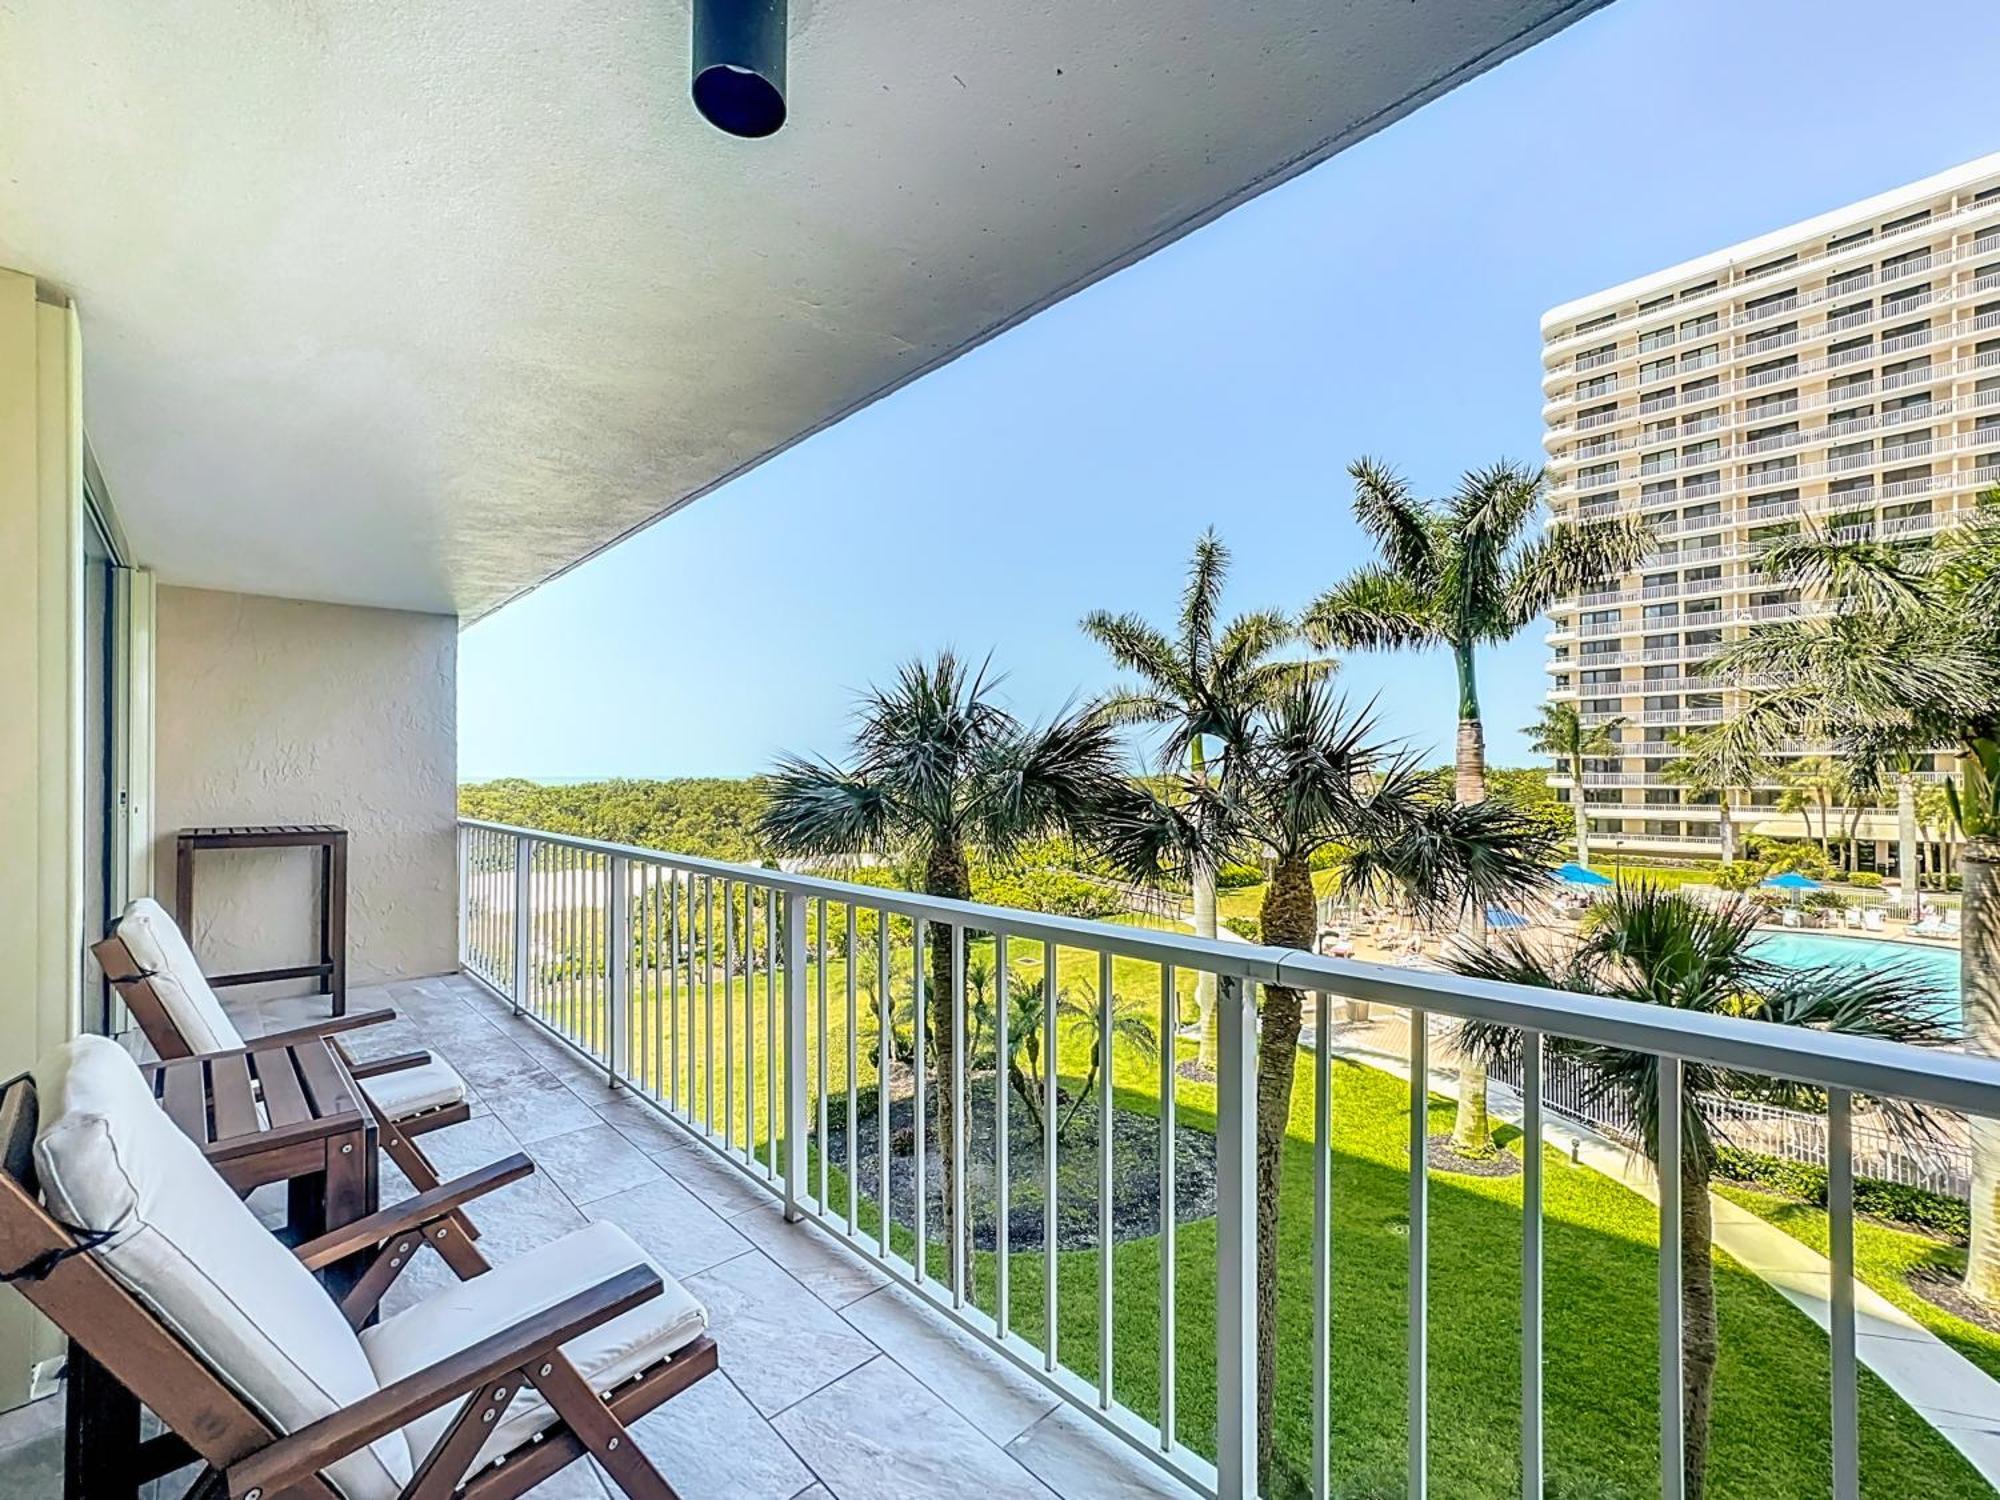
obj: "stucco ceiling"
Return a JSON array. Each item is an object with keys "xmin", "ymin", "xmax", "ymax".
[{"xmin": 1, "ymin": 1, "xmax": 1605, "ymax": 619}]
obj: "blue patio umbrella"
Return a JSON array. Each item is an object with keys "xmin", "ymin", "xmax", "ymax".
[
  {"xmin": 1555, "ymin": 862, "xmax": 1615, "ymax": 888},
  {"xmin": 1484, "ymin": 906, "xmax": 1531, "ymax": 930},
  {"xmin": 1761, "ymin": 871, "xmax": 1822, "ymax": 892}
]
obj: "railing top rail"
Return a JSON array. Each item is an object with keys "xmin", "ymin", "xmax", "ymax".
[{"xmin": 458, "ymin": 817, "xmax": 2000, "ymax": 1114}]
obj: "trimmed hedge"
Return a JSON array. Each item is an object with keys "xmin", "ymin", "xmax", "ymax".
[
  {"xmin": 1215, "ymin": 862, "xmax": 1265, "ymax": 890},
  {"xmin": 1713, "ymin": 1144, "xmax": 1968, "ymax": 1244}
]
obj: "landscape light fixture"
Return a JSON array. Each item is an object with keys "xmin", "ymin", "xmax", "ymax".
[{"xmin": 692, "ymin": 0, "xmax": 788, "ymax": 138}]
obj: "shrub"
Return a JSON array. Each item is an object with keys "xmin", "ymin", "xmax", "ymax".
[
  {"xmin": 1713, "ymin": 1144, "xmax": 1968, "ymax": 1244},
  {"xmin": 1222, "ymin": 914, "xmax": 1262, "ymax": 943},
  {"xmin": 1847, "ymin": 871, "xmax": 1884, "ymax": 889},
  {"xmin": 972, "ymin": 865, "xmax": 1127, "ymax": 920},
  {"xmin": 1215, "ymin": 862, "xmax": 1265, "ymax": 890},
  {"xmin": 1803, "ymin": 889, "xmax": 1849, "ymax": 913},
  {"xmin": 1712, "ymin": 861, "xmax": 1767, "ymax": 892}
]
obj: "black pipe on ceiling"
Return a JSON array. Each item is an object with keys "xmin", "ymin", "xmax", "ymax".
[{"xmin": 692, "ymin": 0, "xmax": 788, "ymax": 138}]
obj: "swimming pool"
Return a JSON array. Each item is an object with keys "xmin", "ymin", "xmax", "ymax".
[{"xmin": 1751, "ymin": 930, "xmax": 1962, "ymax": 1026}]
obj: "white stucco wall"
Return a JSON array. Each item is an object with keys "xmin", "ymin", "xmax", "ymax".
[{"xmin": 152, "ymin": 586, "xmax": 457, "ymax": 991}]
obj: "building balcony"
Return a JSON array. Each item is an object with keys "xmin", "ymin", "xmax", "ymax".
[{"xmin": 1539, "ymin": 194, "xmax": 2000, "ymax": 357}]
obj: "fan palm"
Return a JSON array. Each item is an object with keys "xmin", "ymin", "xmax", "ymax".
[
  {"xmin": 759, "ymin": 652, "xmax": 1125, "ymax": 1297},
  {"xmin": 1306, "ymin": 458, "xmax": 1646, "ymax": 1151},
  {"xmin": 1095, "ymin": 679, "xmax": 1555, "ymax": 1482},
  {"xmin": 1525, "ymin": 700, "xmax": 1623, "ymax": 865},
  {"xmin": 1082, "ymin": 530, "xmax": 1330, "ymax": 1069},
  {"xmin": 1707, "ymin": 496, "xmax": 2000, "ymax": 1298},
  {"xmin": 1663, "ymin": 723, "xmax": 1768, "ymax": 868},
  {"xmin": 1450, "ymin": 884, "xmax": 1951, "ymax": 1499}
]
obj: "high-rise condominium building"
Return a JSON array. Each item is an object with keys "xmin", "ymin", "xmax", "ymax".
[{"xmin": 1539, "ymin": 153, "xmax": 2000, "ymax": 870}]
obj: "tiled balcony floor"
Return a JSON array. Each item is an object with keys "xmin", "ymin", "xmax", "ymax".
[{"xmin": 0, "ymin": 972, "xmax": 1198, "ymax": 1500}]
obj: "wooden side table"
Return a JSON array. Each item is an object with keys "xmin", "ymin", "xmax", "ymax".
[{"xmin": 174, "ymin": 823, "xmax": 348, "ymax": 1014}]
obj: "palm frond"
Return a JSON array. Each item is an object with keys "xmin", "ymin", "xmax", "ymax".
[
  {"xmin": 970, "ymin": 703, "xmax": 1127, "ymax": 859},
  {"xmin": 1078, "ymin": 610, "xmax": 1186, "ymax": 697},
  {"xmin": 1180, "ymin": 530, "xmax": 1229, "ymax": 683},
  {"xmin": 759, "ymin": 755, "xmax": 895, "ymax": 859},
  {"xmin": 1503, "ymin": 514, "xmax": 1651, "ymax": 629},
  {"xmin": 1347, "ymin": 457, "xmax": 1439, "ymax": 585},
  {"xmin": 1300, "ymin": 565, "xmax": 1441, "ymax": 652}
]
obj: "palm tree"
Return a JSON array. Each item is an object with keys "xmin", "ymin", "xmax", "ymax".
[
  {"xmin": 1305, "ymin": 457, "xmax": 1648, "ymax": 1150},
  {"xmin": 1096, "ymin": 680, "xmax": 1554, "ymax": 1482},
  {"xmin": 759, "ymin": 652, "xmax": 1125, "ymax": 1297},
  {"xmin": 1707, "ymin": 498, "xmax": 2000, "ymax": 1300},
  {"xmin": 1525, "ymin": 701, "xmax": 1622, "ymax": 865},
  {"xmin": 1081, "ymin": 530, "xmax": 1329, "ymax": 1070},
  {"xmin": 1663, "ymin": 723, "xmax": 1767, "ymax": 869},
  {"xmin": 1777, "ymin": 754, "xmax": 1844, "ymax": 862},
  {"xmin": 1450, "ymin": 884, "xmax": 1951, "ymax": 1500}
]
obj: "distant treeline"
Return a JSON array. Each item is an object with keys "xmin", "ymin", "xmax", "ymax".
[
  {"xmin": 458, "ymin": 777, "xmax": 768, "ymax": 862},
  {"xmin": 459, "ymin": 766, "xmax": 1568, "ymax": 873}
]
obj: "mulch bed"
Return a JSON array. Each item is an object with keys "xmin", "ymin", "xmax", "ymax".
[
  {"xmin": 1906, "ymin": 1265, "xmax": 2000, "ymax": 1335},
  {"xmin": 822, "ymin": 1072, "xmax": 1218, "ymax": 1252},
  {"xmin": 1426, "ymin": 1132, "xmax": 1522, "ymax": 1178}
]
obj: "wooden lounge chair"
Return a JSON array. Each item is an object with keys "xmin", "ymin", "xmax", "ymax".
[
  {"xmin": 92, "ymin": 897, "xmax": 470, "ymax": 1212},
  {"xmin": 0, "ymin": 1035, "xmax": 717, "ymax": 1500}
]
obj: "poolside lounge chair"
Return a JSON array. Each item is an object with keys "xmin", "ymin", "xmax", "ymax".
[
  {"xmin": 1, "ymin": 1035, "xmax": 717, "ymax": 1500},
  {"xmin": 92, "ymin": 897, "xmax": 470, "ymax": 1213},
  {"xmin": 1862, "ymin": 908, "xmax": 1886, "ymax": 932}
]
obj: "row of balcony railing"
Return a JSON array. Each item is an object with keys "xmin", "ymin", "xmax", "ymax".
[
  {"xmin": 1566, "ymin": 396, "xmax": 1961, "ymax": 467},
  {"xmin": 1555, "ymin": 436, "xmax": 2000, "ymax": 498},
  {"xmin": 1547, "ymin": 328, "xmax": 2000, "ymax": 420},
  {"xmin": 1541, "ymin": 201, "xmax": 2000, "ymax": 356}
]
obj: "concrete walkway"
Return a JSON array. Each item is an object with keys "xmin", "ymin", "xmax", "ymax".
[{"xmin": 1329, "ymin": 1028, "xmax": 2000, "ymax": 1488}]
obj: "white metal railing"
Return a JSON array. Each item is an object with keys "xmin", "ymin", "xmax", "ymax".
[
  {"xmin": 457, "ymin": 817, "xmax": 2000, "ymax": 1500},
  {"xmin": 1541, "ymin": 197, "xmax": 2000, "ymax": 355}
]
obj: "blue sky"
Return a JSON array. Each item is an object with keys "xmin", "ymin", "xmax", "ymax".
[{"xmin": 460, "ymin": 0, "xmax": 2000, "ymax": 783}]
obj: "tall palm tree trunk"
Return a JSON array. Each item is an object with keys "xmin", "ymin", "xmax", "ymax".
[
  {"xmin": 1681, "ymin": 1157, "xmax": 1718, "ymax": 1500},
  {"xmin": 1252, "ymin": 856, "xmax": 1317, "ymax": 1484},
  {"xmin": 1962, "ymin": 839, "xmax": 2000, "ymax": 1304},
  {"xmin": 924, "ymin": 842, "xmax": 975, "ymax": 1301},
  {"xmin": 1898, "ymin": 774, "xmax": 1921, "ymax": 919},
  {"xmin": 1570, "ymin": 750, "xmax": 1590, "ymax": 864},
  {"xmin": 1192, "ymin": 860, "xmax": 1219, "ymax": 1069},
  {"xmin": 1449, "ymin": 645, "xmax": 1493, "ymax": 1152}
]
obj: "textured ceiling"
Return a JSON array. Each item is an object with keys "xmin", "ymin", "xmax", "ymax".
[{"xmin": 0, "ymin": 0, "xmax": 1605, "ymax": 618}]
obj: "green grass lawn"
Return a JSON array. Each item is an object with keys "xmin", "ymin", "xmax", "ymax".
[
  {"xmin": 502, "ymin": 899, "xmax": 1991, "ymax": 1498},
  {"xmin": 1717, "ymin": 1182, "xmax": 2000, "ymax": 1383}
]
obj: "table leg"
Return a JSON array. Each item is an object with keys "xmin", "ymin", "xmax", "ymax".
[
  {"xmin": 327, "ymin": 835, "xmax": 348, "ymax": 1016},
  {"xmin": 65, "ymin": 1338, "xmax": 141, "ymax": 1500}
]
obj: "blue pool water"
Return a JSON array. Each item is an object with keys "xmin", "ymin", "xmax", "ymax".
[{"xmin": 1751, "ymin": 931, "xmax": 1961, "ymax": 1026}]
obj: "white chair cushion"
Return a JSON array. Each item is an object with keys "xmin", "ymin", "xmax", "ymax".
[
  {"xmin": 33, "ymin": 1036, "xmax": 411, "ymax": 1500},
  {"xmin": 117, "ymin": 897, "xmax": 244, "ymax": 1055},
  {"xmin": 358, "ymin": 1059, "xmax": 465, "ymax": 1120},
  {"xmin": 361, "ymin": 1220, "xmax": 707, "ymax": 1481}
]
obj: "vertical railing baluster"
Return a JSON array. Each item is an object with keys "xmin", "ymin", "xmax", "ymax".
[
  {"xmin": 951, "ymin": 923, "xmax": 968, "ymax": 1306},
  {"xmin": 1096, "ymin": 948, "xmax": 1114, "ymax": 1407},
  {"xmin": 668, "ymin": 871, "xmax": 681, "ymax": 1115},
  {"xmin": 1659, "ymin": 1057, "xmax": 1685, "ymax": 1500},
  {"xmin": 607, "ymin": 854, "xmax": 630, "ymax": 1087},
  {"xmin": 743, "ymin": 886, "xmax": 757, "ymax": 1162},
  {"xmin": 686, "ymin": 872, "xmax": 698, "ymax": 1118},
  {"xmin": 1312, "ymin": 986, "xmax": 1332, "ymax": 1500},
  {"xmin": 703, "ymin": 876, "xmax": 716, "ymax": 1135},
  {"xmin": 766, "ymin": 893, "xmax": 779, "ymax": 1178},
  {"xmin": 511, "ymin": 835, "xmax": 532, "ymax": 1015},
  {"xmin": 1828, "ymin": 1087, "xmax": 1859, "ymax": 1500},
  {"xmin": 846, "ymin": 903, "xmax": 859, "ymax": 1236},
  {"xmin": 723, "ymin": 881, "xmax": 737, "ymax": 1153},
  {"xmin": 1043, "ymin": 939, "xmax": 1058, "ymax": 1373},
  {"xmin": 1215, "ymin": 971, "xmax": 1256, "ymax": 1500},
  {"xmin": 1159, "ymin": 963, "xmax": 1177, "ymax": 1455},
  {"xmin": 1522, "ymin": 1031, "xmax": 1544, "ymax": 1500},
  {"xmin": 995, "ymin": 932, "xmax": 1012, "ymax": 1338},
  {"xmin": 783, "ymin": 891, "xmax": 809, "ymax": 1221},
  {"xmin": 878, "ymin": 911, "xmax": 892, "ymax": 1258},
  {"xmin": 913, "ymin": 919, "xmax": 928, "ymax": 1282},
  {"xmin": 817, "ymin": 898, "xmax": 830, "ymax": 1211},
  {"xmin": 1409, "ymin": 1007, "xmax": 1429, "ymax": 1500}
]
